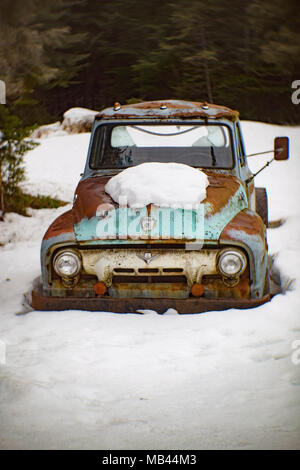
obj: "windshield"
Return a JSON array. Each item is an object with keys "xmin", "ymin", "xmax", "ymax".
[{"xmin": 90, "ymin": 123, "xmax": 234, "ymax": 169}]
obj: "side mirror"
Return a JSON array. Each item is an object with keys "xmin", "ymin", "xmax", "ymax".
[{"xmin": 274, "ymin": 137, "xmax": 289, "ymax": 160}]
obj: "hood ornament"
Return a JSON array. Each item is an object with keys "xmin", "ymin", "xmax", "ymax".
[
  {"xmin": 137, "ymin": 252, "xmax": 160, "ymax": 265},
  {"xmin": 140, "ymin": 216, "xmax": 156, "ymax": 232}
]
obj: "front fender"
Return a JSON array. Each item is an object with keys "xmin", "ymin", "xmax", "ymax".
[
  {"xmin": 41, "ymin": 210, "xmax": 76, "ymax": 290},
  {"xmin": 219, "ymin": 209, "xmax": 268, "ymax": 298}
]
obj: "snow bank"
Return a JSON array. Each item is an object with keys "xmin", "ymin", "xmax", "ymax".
[
  {"xmin": 30, "ymin": 107, "xmax": 98, "ymax": 139},
  {"xmin": 61, "ymin": 107, "xmax": 98, "ymax": 134},
  {"xmin": 30, "ymin": 122, "xmax": 68, "ymax": 139},
  {"xmin": 105, "ymin": 162, "xmax": 209, "ymax": 208},
  {"xmin": 22, "ymin": 133, "xmax": 90, "ymax": 202},
  {"xmin": 0, "ymin": 205, "xmax": 71, "ymax": 246}
]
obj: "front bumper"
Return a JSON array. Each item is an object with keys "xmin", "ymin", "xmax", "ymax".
[{"xmin": 30, "ymin": 277, "xmax": 270, "ymax": 314}]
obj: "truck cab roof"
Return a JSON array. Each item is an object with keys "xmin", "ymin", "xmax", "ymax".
[{"xmin": 95, "ymin": 100, "xmax": 239, "ymax": 122}]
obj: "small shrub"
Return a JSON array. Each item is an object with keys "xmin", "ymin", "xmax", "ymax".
[
  {"xmin": 3, "ymin": 189, "xmax": 67, "ymax": 216},
  {"xmin": 0, "ymin": 106, "xmax": 38, "ymax": 218}
]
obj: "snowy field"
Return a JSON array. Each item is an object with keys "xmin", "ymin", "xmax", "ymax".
[{"xmin": 0, "ymin": 120, "xmax": 299, "ymax": 449}]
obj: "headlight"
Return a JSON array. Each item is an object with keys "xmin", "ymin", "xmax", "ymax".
[
  {"xmin": 53, "ymin": 250, "xmax": 81, "ymax": 278},
  {"xmin": 218, "ymin": 249, "xmax": 247, "ymax": 277}
]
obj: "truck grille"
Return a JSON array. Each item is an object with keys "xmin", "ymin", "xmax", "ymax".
[{"xmin": 79, "ymin": 247, "xmax": 218, "ymax": 299}]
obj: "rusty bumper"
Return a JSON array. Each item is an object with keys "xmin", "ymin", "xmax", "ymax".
[{"xmin": 31, "ymin": 279, "xmax": 270, "ymax": 314}]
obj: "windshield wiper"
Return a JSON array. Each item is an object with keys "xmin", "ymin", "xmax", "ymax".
[{"xmin": 132, "ymin": 125, "xmax": 198, "ymax": 137}]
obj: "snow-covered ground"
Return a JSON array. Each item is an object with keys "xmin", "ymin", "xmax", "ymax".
[{"xmin": 0, "ymin": 120, "xmax": 299, "ymax": 449}]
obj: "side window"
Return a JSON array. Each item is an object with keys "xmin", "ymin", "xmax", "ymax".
[
  {"xmin": 90, "ymin": 126, "xmax": 107, "ymax": 168},
  {"xmin": 236, "ymin": 123, "xmax": 246, "ymax": 165}
]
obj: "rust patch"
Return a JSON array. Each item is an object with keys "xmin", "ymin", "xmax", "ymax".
[
  {"xmin": 249, "ymin": 182, "xmax": 254, "ymax": 196},
  {"xmin": 73, "ymin": 177, "xmax": 117, "ymax": 225},
  {"xmin": 73, "ymin": 173, "xmax": 242, "ymax": 224},
  {"xmin": 131, "ymin": 101, "xmax": 189, "ymax": 110},
  {"xmin": 203, "ymin": 171, "xmax": 241, "ymax": 215},
  {"xmin": 110, "ymin": 281, "xmax": 188, "ymax": 299},
  {"xmin": 96, "ymin": 100, "xmax": 239, "ymax": 121},
  {"xmin": 32, "ymin": 289, "xmax": 271, "ymax": 313},
  {"xmin": 43, "ymin": 210, "xmax": 75, "ymax": 240},
  {"xmin": 202, "ymin": 269, "xmax": 250, "ymax": 299},
  {"xmin": 220, "ymin": 210, "xmax": 266, "ymax": 239},
  {"xmin": 247, "ymin": 181, "xmax": 255, "ymax": 207},
  {"xmin": 50, "ymin": 276, "xmax": 97, "ymax": 296},
  {"xmin": 31, "ymin": 277, "xmax": 271, "ymax": 313}
]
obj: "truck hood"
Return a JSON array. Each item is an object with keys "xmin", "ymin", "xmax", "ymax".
[{"xmin": 72, "ymin": 171, "xmax": 248, "ymax": 243}]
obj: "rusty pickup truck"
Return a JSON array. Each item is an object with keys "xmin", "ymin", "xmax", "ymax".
[{"xmin": 30, "ymin": 100, "xmax": 289, "ymax": 313}]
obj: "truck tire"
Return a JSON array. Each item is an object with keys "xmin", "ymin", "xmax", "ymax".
[{"xmin": 256, "ymin": 187, "xmax": 268, "ymax": 226}]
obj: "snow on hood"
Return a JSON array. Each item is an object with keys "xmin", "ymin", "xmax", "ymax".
[{"xmin": 105, "ymin": 162, "xmax": 209, "ymax": 209}]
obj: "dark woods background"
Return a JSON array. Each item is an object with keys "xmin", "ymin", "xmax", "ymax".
[{"xmin": 1, "ymin": 0, "xmax": 300, "ymax": 125}]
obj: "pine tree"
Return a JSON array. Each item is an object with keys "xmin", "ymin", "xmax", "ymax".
[
  {"xmin": 0, "ymin": 0, "xmax": 70, "ymax": 99},
  {"xmin": 1, "ymin": 0, "xmax": 298, "ymax": 124},
  {"xmin": 0, "ymin": 106, "xmax": 37, "ymax": 218}
]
